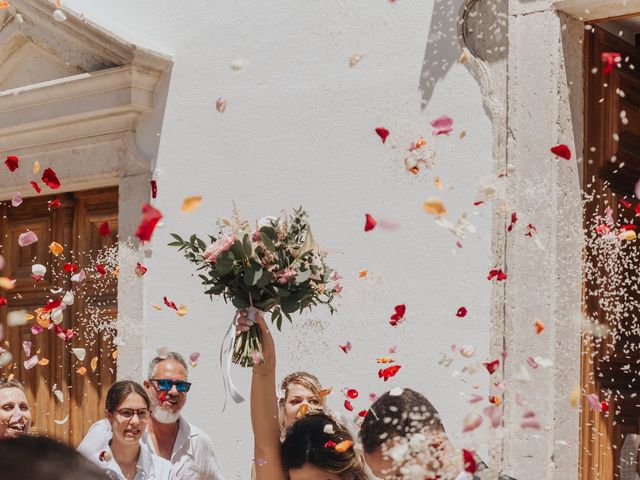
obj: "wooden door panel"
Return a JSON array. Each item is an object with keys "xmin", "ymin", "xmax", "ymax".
[
  {"xmin": 0, "ymin": 187, "xmax": 118, "ymax": 446},
  {"xmin": 582, "ymin": 25, "xmax": 640, "ymax": 479}
]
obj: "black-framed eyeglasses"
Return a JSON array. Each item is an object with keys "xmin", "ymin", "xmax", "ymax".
[
  {"xmin": 150, "ymin": 379, "xmax": 192, "ymax": 393},
  {"xmin": 114, "ymin": 408, "xmax": 151, "ymax": 420}
]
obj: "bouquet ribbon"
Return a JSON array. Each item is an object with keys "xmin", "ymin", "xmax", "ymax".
[{"xmin": 219, "ymin": 307, "xmax": 258, "ymax": 410}]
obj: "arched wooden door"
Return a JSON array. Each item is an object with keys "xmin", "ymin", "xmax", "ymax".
[{"xmin": 0, "ymin": 187, "xmax": 118, "ymax": 446}]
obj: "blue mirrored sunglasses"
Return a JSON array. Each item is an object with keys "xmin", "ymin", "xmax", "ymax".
[{"xmin": 150, "ymin": 379, "xmax": 192, "ymax": 393}]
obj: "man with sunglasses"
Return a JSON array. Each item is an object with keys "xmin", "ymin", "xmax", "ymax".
[{"xmin": 78, "ymin": 352, "xmax": 226, "ymax": 479}]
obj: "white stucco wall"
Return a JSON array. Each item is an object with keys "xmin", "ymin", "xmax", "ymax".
[{"xmin": 61, "ymin": 1, "xmax": 494, "ymax": 477}]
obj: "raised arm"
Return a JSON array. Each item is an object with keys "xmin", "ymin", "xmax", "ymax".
[{"xmin": 246, "ymin": 311, "xmax": 287, "ymax": 480}]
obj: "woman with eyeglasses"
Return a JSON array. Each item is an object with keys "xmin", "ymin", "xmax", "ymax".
[{"xmin": 90, "ymin": 380, "xmax": 172, "ymax": 480}]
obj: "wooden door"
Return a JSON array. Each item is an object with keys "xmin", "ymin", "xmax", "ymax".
[
  {"xmin": 582, "ymin": 25, "xmax": 640, "ymax": 479},
  {"xmin": 0, "ymin": 187, "xmax": 118, "ymax": 446}
]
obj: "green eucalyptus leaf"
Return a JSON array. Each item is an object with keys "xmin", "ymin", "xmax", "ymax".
[
  {"xmin": 242, "ymin": 234, "xmax": 253, "ymax": 257},
  {"xmin": 259, "ymin": 226, "xmax": 277, "ymax": 242},
  {"xmin": 244, "ymin": 265, "xmax": 263, "ymax": 286},
  {"xmin": 260, "ymin": 232, "xmax": 276, "ymax": 253}
]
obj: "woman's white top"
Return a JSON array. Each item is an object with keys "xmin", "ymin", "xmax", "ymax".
[{"xmin": 91, "ymin": 441, "xmax": 172, "ymax": 480}]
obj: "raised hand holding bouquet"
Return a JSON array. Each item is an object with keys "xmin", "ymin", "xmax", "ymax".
[{"xmin": 170, "ymin": 207, "xmax": 339, "ymax": 402}]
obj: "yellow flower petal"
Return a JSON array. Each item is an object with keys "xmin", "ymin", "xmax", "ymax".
[
  {"xmin": 49, "ymin": 242, "xmax": 64, "ymax": 256},
  {"xmin": 422, "ymin": 197, "xmax": 447, "ymax": 216},
  {"xmin": 33, "ymin": 161, "xmax": 40, "ymax": 174},
  {"xmin": 297, "ymin": 404, "xmax": 309, "ymax": 418},
  {"xmin": 434, "ymin": 176, "xmax": 443, "ymax": 190},
  {"xmin": 112, "ymin": 349, "xmax": 118, "ymax": 360},
  {"xmin": 90, "ymin": 356, "xmax": 98, "ymax": 372},
  {"xmin": 181, "ymin": 196, "xmax": 203, "ymax": 214},
  {"xmin": 0, "ymin": 277, "xmax": 15, "ymax": 290},
  {"xmin": 619, "ymin": 230, "xmax": 637, "ymax": 241},
  {"xmin": 569, "ymin": 385, "xmax": 580, "ymax": 408},
  {"xmin": 176, "ymin": 305, "xmax": 188, "ymax": 317},
  {"xmin": 38, "ymin": 358, "xmax": 49, "ymax": 366},
  {"xmin": 152, "ymin": 304, "xmax": 163, "ymax": 311}
]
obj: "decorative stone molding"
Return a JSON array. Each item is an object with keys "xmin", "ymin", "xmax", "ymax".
[
  {"xmin": 554, "ymin": 0, "xmax": 640, "ymax": 21},
  {"xmin": 0, "ymin": 0, "xmax": 172, "ymax": 381},
  {"xmin": 0, "ymin": 0, "xmax": 171, "ymax": 200}
]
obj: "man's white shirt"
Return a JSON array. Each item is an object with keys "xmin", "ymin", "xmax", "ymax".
[{"xmin": 78, "ymin": 417, "xmax": 226, "ymax": 480}]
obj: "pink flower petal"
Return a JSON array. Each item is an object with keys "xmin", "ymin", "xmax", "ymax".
[
  {"xmin": 18, "ymin": 231, "xmax": 38, "ymax": 247},
  {"xmin": 22, "ymin": 341, "xmax": 31, "ymax": 357},
  {"xmin": 23, "ymin": 355, "xmax": 38, "ymax": 370},
  {"xmin": 586, "ymin": 393, "xmax": 602, "ymax": 412},
  {"xmin": 462, "ymin": 412, "xmax": 483, "ymax": 432},
  {"xmin": 189, "ymin": 351, "xmax": 201, "ymax": 364},
  {"xmin": 11, "ymin": 192, "xmax": 22, "ymax": 207},
  {"xmin": 483, "ymin": 405, "xmax": 503, "ymax": 428},
  {"xmin": 71, "ymin": 269, "xmax": 86, "ymax": 283},
  {"xmin": 431, "ymin": 115, "xmax": 453, "ymax": 136},
  {"xmin": 31, "ymin": 324, "xmax": 43, "ymax": 335}
]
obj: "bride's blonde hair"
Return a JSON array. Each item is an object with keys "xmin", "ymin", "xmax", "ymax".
[{"xmin": 278, "ymin": 371, "xmax": 325, "ymax": 436}]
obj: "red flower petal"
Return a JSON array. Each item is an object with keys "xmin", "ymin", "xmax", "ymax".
[
  {"xmin": 364, "ymin": 213, "xmax": 377, "ymax": 232},
  {"xmin": 358, "ymin": 410, "xmax": 368, "ymax": 417},
  {"xmin": 0, "ymin": 297, "xmax": 7, "ymax": 306},
  {"xmin": 135, "ymin": 262, "xmax": 148, "ymax": 276},
  {"xmin": 41, "ymin": 168, "xmax": 61, "ymax": 189},
  {"xmin": 507, "ymin": 212, "xmax": 517, "ymax": 232},
  {"xmin": 96, "ymin": 264, "xmax": 107, "ymax": 275},
  {"xmin": 151, "ymin": 180, "xmax": 158, "ymax": 199},
  {"xmin": 378, "ymin": 365, "xmax": 401, "ymax": 381},
  {"xmin": 389, "ymin": 304, "xmax": 406, "ymax": 326},
  {"xmin": 620, "ymin": 199, "xmax": 632, "ymax": 209},
  {"xmin": 164, "ymin": 296, "xmax": 178, "ymax": 310},
  {"xmin": 483, "ymin": 359, "xmax": 500, "ymax": 375},
  {"xmin": 621, "ymin": 224, "xmax": 637, "ymax": 231},
  {"xmin": 463, "ymin": 449, "xmax": 478, "ymax": 474},
  {"xmin": 99, "ymin": 222, "xmax": 110, "ymax": 236},
  {"xmin": 30, "ymin": 181, "xmax": 41, "ymax": 193},
  {"xmin": 635, "ymin": 204, "xmax": 640, "ymax": 217},
  {"xmin": 324, "ymin": 440, "xmax": 337, "ymax": 448},
  {"xmin": 601, "ymin": 400, "xmax": 609, "ymax": 412},
  {"xmin": 550, "ymin": 144, "xmax": 571, "ymax": 160},
  {"xmin": 456, "ymin": 307, "xmax": 467, "ymax": 317},
  {"xmin": 135, "ymin": 203, "xmax": 163, "ymax": 242},
  {"xmin": 63, "ymin": 263, "xmax": 78, "ymax": 273},
  {"xmin": 525, "ymin": 224, "xmax": 537, "ymax": 237},
  {"xmin": 31, "ymin": 274, "xmax": 43, "ymax": 282},
  {"xmin": 339, "ymin": 341, "xmax": 352, "ymax": 354},
  {"xmin": 602, "ymin": 52, "xmax": 621, "ymax": 75},
  {"xmin": 346, "ymin": 389, "xmax": 359, "ymax": 399},
  {"xmin": 4, "ymin": 155, "xmax": 19, "ymax": 172},
  {"xmin": 375, "ymin": 127, "xmax": 389, "ymax": 144},
  {"xmin": 54, "ymin": 324, "xmax": 75, "ymax": 342},
  {"xmin": 487, "ymin": 269, "xmax": 507, "ymax": 281},
  {"xmin": 48, "ymin": 199, "xmax": 62, "ymax": 208},
  {"xmin": 344, "ymin": 400, "xmax": 354, "ymax": 411}
]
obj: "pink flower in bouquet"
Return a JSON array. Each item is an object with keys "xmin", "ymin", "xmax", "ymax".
[
  {"xmin": 275, "ymin": 267, "xmax": 297, "ymax": 285},
  {"xmin": 203, "ymin": 235, "xmax": 236, "ymax": 263}
]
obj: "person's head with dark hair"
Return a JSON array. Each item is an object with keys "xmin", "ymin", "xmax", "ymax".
[
  {"xmin": 0, "ymin": 378, "xmax": 32, "ymax": 439},
  {"xmin": 0, "ymin": 435, "xmax": 107, "ymax": 480},
  {"xmin": 360, "ymin": 388, "xmax": 458, "ymax": 479},
  {"xmin": 281, "ymin": 410, "xmax": 368, "ymax": 480},
  {"xmin": 105, "ymin": 380, "xmax": 151, "ymax": 450}
]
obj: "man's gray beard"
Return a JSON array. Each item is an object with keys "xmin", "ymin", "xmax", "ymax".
[{"xmin": 151, "ymin": 404, "xmax": 181, "ymax": 424}]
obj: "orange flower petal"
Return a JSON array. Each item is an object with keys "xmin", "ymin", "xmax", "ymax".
[
  {"xmin": 422, "ymin": 197, "xmax": 447, "ymax": 216},
  {"xmin": 49, "ymin": 242, "xmax": 64, "ymax": 256},
  {"xmin": 535, "ymin": 319, "xmax": 545, "ymax": 335},
  {"xmin": 38, "ymin": 358, "xmax": 49, "ymax": 366},
  {"xmin": 358, "ymin": 269, "xmax": 368, "ymax": 278},
  {"xmin": 335, "ymin": 440, "xmax": 353, "ymax": 453},
  {"xmin": 76, "ymin": 366, "xmax": 87, "ymax": 376},
  {"xmin": 90, "ymin": 356, "xmax": 98, "ymax": 372},
  {"xmin": 181, "ymin": 196, "xmax": 203, "ymax": 214}
]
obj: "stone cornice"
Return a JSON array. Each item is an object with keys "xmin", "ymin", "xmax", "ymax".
[{"xmin": 554, "ymin": 0, "xmax": 640, "ymax": 21}]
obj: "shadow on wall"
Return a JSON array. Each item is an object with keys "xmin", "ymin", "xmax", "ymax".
[{"xmin": 419, "ymin": 0, "xmax": 508, "ymax": 108}]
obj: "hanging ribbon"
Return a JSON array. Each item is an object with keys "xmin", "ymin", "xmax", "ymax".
[{"xmin": 219, "ymin": 306, "xmax": 258, "ymax": 411}]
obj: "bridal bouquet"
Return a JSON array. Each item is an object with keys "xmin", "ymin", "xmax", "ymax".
[{"xmin": 170, "ymin": 207, "xmax": 339, "ymax": 367}]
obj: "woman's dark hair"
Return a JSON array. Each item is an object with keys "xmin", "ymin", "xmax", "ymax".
[
  {"xmin": 281, "ymin": 411, "xmax": 368, "ymax": 480},
  {"xmin": 360, "ymin": 388, "xmax": 444, "ymax": 454},
  {"xmin": 105, "ymin": 380, "xmax": 149, "ymax": 412}
]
